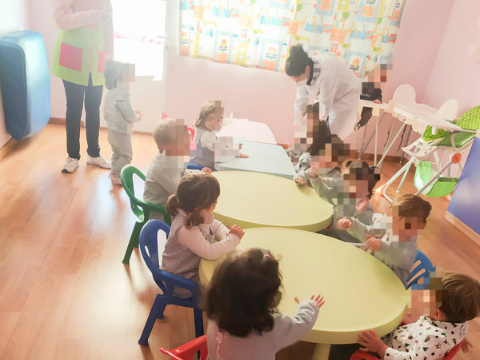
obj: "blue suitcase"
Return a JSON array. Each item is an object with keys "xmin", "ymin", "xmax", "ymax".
[{"xmin": 0, "ymin": 31, "xmax": 51, "ymax": 140}]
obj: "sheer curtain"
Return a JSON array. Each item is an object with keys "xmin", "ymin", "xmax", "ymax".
[{"xmin": 180, "ymin": 0, "xmax": 406, "ymax": 78}]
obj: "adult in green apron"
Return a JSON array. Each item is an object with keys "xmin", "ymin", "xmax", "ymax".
[{"xmin": 52, "ymin": 0, "xmax": 114, "ymax": 173}]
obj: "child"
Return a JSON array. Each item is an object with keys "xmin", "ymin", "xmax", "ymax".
[
  {"xmin": 354, "ymin": 81, "xmax": 383, "ymax": 131},
  {"xmin": 143, "ymin": 119, "xmax": 211, "ymax": 216},
  {"xmin": 189, "ymin": 101, "xmax": 248, "ymax": 171},
  {"xmin": 308, "ymin": 160, "xmax": 381, "ymax": 243},
  {"xmin": 292, "ymin": 103, "xmax": 351, "ymax": 186},
  {"xmin": 162, "ymin": 172, "xmax": 245, "ymax": 298},
  {"xmin": 103, "ymin": 60, "xmax": 142, "ymax": 185},
  {"xmin": 206, "ymin": 248, "xmax": 325, "ymax": 360},
  {"xmin": 339, "ymin": 194, "xmax": 432, "ymax": 287},
  {"xmin": 355, "ymin": 272, "xmax": 480, "ymax": 360}
]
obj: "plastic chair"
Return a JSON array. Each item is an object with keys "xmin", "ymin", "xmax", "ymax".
[
  {"xmin": 138, "ymin": 220, "xmax": 204, "ymax": 346},
  {"xmin": 406, "ymin": 250, "xmax": 434, "ymax": 289},
  {"xmin": 381, "ymin": 105, "xmax": 480, "ymax": 202},
  {"xmin": 350, "ymin": 341, "xmax": 464, "ymax": 360},
  {"xmin": 187, "ymin": 164, "xmax": 204, "ymax": 171},
  {"xmin": 120, "ymin": 166, "xmax": 171, "ymax": 264},
  {"xmin": 160, "ymin": 335, "xmax": 208, "ymax": 360}
]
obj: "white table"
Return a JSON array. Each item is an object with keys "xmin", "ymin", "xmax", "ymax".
[
  {"xmin": 217, "ymin": 119, "xmax": 277, "ymax": 145},
  {"xmin": 217, "ymin": 141, "xmax": 296, "ymax": 179}
]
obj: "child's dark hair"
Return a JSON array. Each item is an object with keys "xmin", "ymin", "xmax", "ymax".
[
  {"xmin": 285, "ymin": 44, "xmax": 312, "ymax": 77},
  {"xmin": 166, "ymin": 173, "xmax": 220, "ymax": 228},
  {"xmin": 439, "ymin": 273, "xmax": 480, "ymax": 323},
  {"xmin": 206, "ymin": 248, "xmax": 282, "ymax": 337},
  {"xmin": 104, "ymin": 60, "xmax": 123, "ymax": 90},
  {"xmin": 392, "ymin": 194, "xmax": 432, "ymax": 223},
  {"xmin": 343, "ymin": 161, "xmax": 381, "ymax": 200}
]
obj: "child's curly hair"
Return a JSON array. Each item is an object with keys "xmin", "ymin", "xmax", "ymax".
[
  {"xmin": 206, "ymin": 248, "xmax": 282, "ymax": 337},
  {"xmin": 195, "ymin": 101, "xmax": 224, "ymax": 129}
]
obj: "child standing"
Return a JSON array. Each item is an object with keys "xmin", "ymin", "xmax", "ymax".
[
  {"xmin": 189, "ymin": 101, "xmax": 248, "ymax": 171},
  {"xmin": 162, "ymin": 172, "xmax": 244, "ymax": 298},
  {"xmin": 103, "ymin": 60, "xmax": 142, "ymax": 185},
  {"xmin": 206, "ymin": 248, "xmax": 325, "ymax": 360},
  {"xmin": 143, "ymin": 119, "xmax": 211, "ymax": 215},
  {"xmin": 340, "ymin": 194, "xmax": 432, "ymax": 287},
  {"xmin": 307, "ymin": 160, "xmax": 381, "ymax": 243}
]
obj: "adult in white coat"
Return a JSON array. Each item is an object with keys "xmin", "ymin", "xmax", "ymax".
[{"xmin": 285, "ymin": 44, "xmax": 361, "ymax": 140}]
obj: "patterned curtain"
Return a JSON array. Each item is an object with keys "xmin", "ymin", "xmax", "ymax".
[{"xmin": 179, "ymin": 0, "xmax": 406, "ymax": 78}]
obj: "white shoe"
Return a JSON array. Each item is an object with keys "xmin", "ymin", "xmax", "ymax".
[
  {"xmin": 87, "ymin": 155, "xmax": 111, "ymax": 169},
  {"xmin": 108, "ymin": 171, "xmax": 122, "ymax": 186},
  {"xmin": 62, "ymin": 157, "xmax": 80, "ymax": 173}
]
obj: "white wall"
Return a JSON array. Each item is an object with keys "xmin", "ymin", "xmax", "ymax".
[{"xmin": 0, "ymin": 0, "xmax": 30, "ymax": 148}]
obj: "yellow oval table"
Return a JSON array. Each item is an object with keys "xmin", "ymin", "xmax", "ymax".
[
  {"xmin": 199, "ymin": 228, "xmax": 407, "ymax": 360},
  {"xmin": 213, "ymin": 171, "xmax": 333, "ymax": 232}
]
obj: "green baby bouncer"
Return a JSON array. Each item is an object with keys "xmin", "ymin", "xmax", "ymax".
[{"xmin": 381, "ymin": 105, "xmax": 480, "ymax": 202}]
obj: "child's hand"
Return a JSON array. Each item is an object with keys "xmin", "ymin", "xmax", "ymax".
[
  {"xmin": 310, "ymin": 163, "xmax": 319, "ymax": 178},
  {"xmin": 135, "ymin": 110, "xmax": 143, "ymax": 120},
  {"xmin": 228, "ymin": 225, "xmax": 245, "ymax": 239},
  {"xmin": 365, "ymin": 234, "xmax": 382, "ymax": 252},
  {"xmin": 461, "ymin": 338, "xmax": 472, "ymax": 353},
  {"xmin": 373, "ymin": 99, "xmax": 382, "ymax": 104},
  {"xmin": 295, "ymin": 294, "xmax": 325, "ymax": 309},
  {"xmin": 357, "ymin": 329, "xmax": 388, "ymax": 355},
  {"xmin": 294, "ymin": 178, "xmax": 308, "ymax": 186},
  {"xmin": 337, "ymin": 218, "xmax": 353, "ymax": 230},
  {"xmin": 239, "ymin": 152, "xmax": 249, "ymax": 158},
  {"xmin": 201, "ymin": 168, "xmax": 212, "ymax": 174}
]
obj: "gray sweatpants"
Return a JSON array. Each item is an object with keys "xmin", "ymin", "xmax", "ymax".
[{"xmin": 108, "ymin": 130, "xmax": 133, "ymax": 173}]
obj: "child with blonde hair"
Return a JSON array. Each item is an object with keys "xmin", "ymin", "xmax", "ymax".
[
  {"xmin": 143, "ymin": 119, "xmax": 211, "ymax": 217},
  {"xmin": 189, "ymin": 101, "xmax": 248, "ymax": 170},
  {"xmin": 206, "ymin": 248, "xmax": 325, "ymax": 360},
  {"xmin": 162, "ymin": 173, "xmax": 244, "ymax": 298}
]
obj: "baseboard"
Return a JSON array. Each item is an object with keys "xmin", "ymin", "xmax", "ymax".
[
  {"xmin": 0, "ymin": 137, "xmax": 18, "ymax": 161},
  {"xmin": 48, "ymin": 117, "xmax": 152, "ymax": 135},
  {"xmin": 445, "ymin": 212, "xmax": 480, "ymax": 248}
]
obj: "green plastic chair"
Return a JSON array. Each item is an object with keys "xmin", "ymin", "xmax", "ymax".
[
  {"xmin": 120, "ymin": 165, "xmax": 171, "ymax": 264},
  {"xmin": 413, "ymin": 161, "xmax": 458, "ymax": 197}
]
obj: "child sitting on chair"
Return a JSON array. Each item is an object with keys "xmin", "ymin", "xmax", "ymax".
[
  {"xmin": 189, "ymin": 101, "xmax": 248, "ymax": 171},
  {"xmin": 329, "ymin": 272, "xmax": 480, "ymax": 360},
  {"xmin": 291, "ymin": 102, "xmax": 351, "ymax": 186},
  {"xmin": 143, "ymin": 119, "xmax": 211, "ymax": 218},
  {"xmin": 162, "ymin": 173, "xmax": 245, "ymax": 298},
  {"xmin": 339, "ymin": 194, "xmax": 432, "ymax": 287},
  {"xmin": 206, "ymin": 248, "xmax": 325, "ymax": 360},
  {"xmin": 308, "ymin": 160, "xmax": 381, "ymax": 243}
]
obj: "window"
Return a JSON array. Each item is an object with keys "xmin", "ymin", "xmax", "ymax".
[{"xmin": 111, "ymin": 0, "xmax": 167, "ymax": 80}]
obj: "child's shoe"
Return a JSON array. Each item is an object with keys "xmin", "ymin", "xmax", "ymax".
[
  {"xmin": 109, "ymin": 171, "xmax": 122, "ymax": 186},
  {"xmin": 62, "ymin": 157, "xmax": 80, "ymax": 173},
  {"xmin": 87, "ymin": 155, "xmax": 112, "ymax": 169}
]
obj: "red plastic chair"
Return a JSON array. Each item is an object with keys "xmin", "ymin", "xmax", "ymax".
[
  {"xmin": 350, "ymin": 341, "xmax": 464, "ymax": 360},
  {"xmin": 160, "ymin": 335, "xmax": 208, "ymax": 360}
]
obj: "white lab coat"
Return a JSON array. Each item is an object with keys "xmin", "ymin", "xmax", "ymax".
[{"xmin": 294, "ymin": 56, "xmax": 362, "ymax": 140}]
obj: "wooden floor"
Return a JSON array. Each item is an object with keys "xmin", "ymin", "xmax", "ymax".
[{"xmin": 0, "ymin": 124, "xmax": 478, "ymax": 360}]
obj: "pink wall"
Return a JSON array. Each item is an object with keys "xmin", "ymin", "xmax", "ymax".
[
  {"xmin": 165, "ymin": 0, "xmax": 455, "ymax": 155},
  {"xmin": 423, "ymin": 0, "xmax": 480, "ymax": 114}
]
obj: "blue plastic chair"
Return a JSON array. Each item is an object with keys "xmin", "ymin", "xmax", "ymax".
[
  {"xmin": 187, "ymin": 164, "xmax": 204, "ymax": 171},
  {"xmin": 406, "ymin": 250, "xmax": 434, "ymax": 289},
  {"xmin": 138, "ymin": 220, "xmax": 204, "ymax": 346}
]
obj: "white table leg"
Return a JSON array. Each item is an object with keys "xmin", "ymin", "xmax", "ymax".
[
  {"xmin": 377, "ymin": 123, "xmax": 406, "ymax": 169},
  {"xmin": 312, "ymin": 343, "xmax": 331, "ymax": 360}
]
